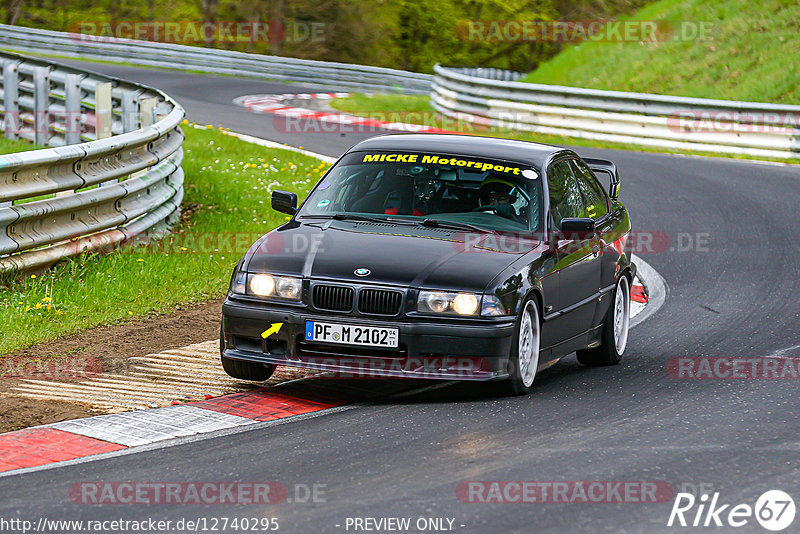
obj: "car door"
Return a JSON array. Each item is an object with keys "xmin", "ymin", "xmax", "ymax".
[
  {"xmin": 545, "ymin": 160, "xmax": 602, "ymax": 348},
  {"xmin": 570, "ymin": 158, "xmax": 617, "ymax": 328}
]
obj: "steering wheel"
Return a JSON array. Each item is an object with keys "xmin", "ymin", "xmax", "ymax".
[{"xmin": 472, "ymin": 205, "xmax": 498, "ymax": 214}]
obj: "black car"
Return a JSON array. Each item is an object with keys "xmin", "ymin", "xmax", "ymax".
[{"xmin": 221, "ymin": 134, "xmax": 634, "ymax": 395}]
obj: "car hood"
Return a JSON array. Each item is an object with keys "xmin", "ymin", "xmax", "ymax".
[{"xmin": 242, "ymin": 221, "xmax": 542, "ymax": 291}]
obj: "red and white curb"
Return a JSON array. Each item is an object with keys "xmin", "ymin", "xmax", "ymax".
[
  {"xmin": 630, "ymin": 253, "xmax": 666, "ymax": 328},
  {"xmin": 0, "ymin": 386, "xmax": 345, "ymax": 474},
  {"xmin": 233, "ymin": 92, "xmax": 454, "ymax": 134}
]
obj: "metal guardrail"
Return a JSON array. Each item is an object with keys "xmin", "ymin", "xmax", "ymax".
[
  {"xmin": 0, "ymin": 51, "xmax": 184, "ymax": 273},
  {"xmin": 432, "ymin": 65, "xmax": 800, "ymax": 159},
  {"xmin": 0, "ymin": 25, "xmax": 432, "ymax": 95}
]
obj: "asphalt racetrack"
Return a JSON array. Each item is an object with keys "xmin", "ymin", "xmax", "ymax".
[{"xmin": 2, "ymin": 61, "xmax": 800, "ymax": 533}]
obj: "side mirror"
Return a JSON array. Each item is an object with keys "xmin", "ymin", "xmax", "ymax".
[
  {"xmin": 271, "ymin": 190, "xmax": 298, "ymax": 215},
  {"xmin": 560, "ymin": 218, "xmax": 596, "ymax": 239},
  {"xmin": 584, "ymin": 158, "xmax": 621, "ymax": 200}
]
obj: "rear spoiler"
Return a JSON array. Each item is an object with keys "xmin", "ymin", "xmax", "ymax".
[{"xmin": 584, "ymin": 158, "xmax": 620, "ymax": 199}]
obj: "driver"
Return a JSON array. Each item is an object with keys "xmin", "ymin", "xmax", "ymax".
[{"xmin": 476, "ymin": 179, "xmax": 526, "ymax": 223}]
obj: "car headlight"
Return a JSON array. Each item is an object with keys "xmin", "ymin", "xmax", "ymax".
[
  {"xmin": 275, "ymin": 276, "xmax": 302, "ymax": 299},
  {"xmin": 230, "ymin": 269, "xmax": 247, "ymax": 294},
  {"xmin": 481, "ymin": 294, "xmax": 510, "ymax": 316},
  {"xmin": 249, "ymin": 274, "xmax": 276, "ymax": 297},
  {"xmin": 233, "ymin": 273, "xmax": 302, "ymax": 301},
  {"xmin": 417, "ymin": 291, "xmax": 480, "ymax": 316}
]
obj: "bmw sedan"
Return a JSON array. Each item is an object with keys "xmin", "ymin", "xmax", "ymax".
[{"xmin": 220, "ymin": 134, "xmax": 634, "ymax": 395}]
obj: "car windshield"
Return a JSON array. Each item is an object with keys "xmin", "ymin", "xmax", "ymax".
[{"xmin": 297, "ymin": 150, "xmax": 543, "ymax": 232}]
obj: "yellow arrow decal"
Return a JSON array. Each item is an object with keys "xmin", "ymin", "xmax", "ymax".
[{"xmin": 261, "ymin": 322, "xmax": 283, "ymax": 339}]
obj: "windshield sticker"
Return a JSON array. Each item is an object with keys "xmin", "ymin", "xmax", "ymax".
[
  {"xmin": 318, "ymin": 181, "xmax": 331, "ymax": 190},
  {"xmin": 522, "ymin": 169, "xmax": 538, "ymax": 180},
  {"xmin": 362, "ymin": 153, "xmax": 522, "ymax": 175},
  {"xmin": 316, "ymin": 199, "xmax": 331, "ymax": 208}
]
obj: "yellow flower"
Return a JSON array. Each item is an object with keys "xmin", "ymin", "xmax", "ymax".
[
  {"xmin": 56, "ymin": 310, "xmax": 63, "ymax": 315},
  {"xmin": 42, "ymin": 297, "xmax": 51, "ymax": 302},
  {"xmin": 179, "ymin": 247, "xmax": 188, "ymax": 251},
  {"xmin": 136, "ymin": 258, "xmax": 144, "ymax": 263},
  {"xmin": 35, "ymin": 303, "xmax": 42, "ymax": 309},
  {"xmin": 128, "ymin": 311, "xmax": 133, "ymax": 316},
  {"xmin": 30, "ymin": 274, "xmax": 36, "ymax": 279},
  {"xmin": 25, "ymin": 305, "xmax": 30, "ymax": 311}
]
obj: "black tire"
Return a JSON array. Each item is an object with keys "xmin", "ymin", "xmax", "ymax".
[
  {"xmin": 576, "ymin": 275, "xmax": 631, "ymax": 367},
  {"xmin": 219, "ymin": 324, "xmax": 276, "ymax": 381},
  {"xmin": 501, "ymin": 298, "xmax": 541, "ymax": 396}
]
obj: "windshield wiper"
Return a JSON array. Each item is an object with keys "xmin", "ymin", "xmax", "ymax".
[
  {"xmin": 299, "ymin": 214, "xmax": 494, "ymax": 233},
  {"xmin": 417, "ymin": 218, "xmax": 495, "ymax": 234},
  {"xmin": 299, "ymin": 213, "xmax": 416, "ymax": 225}
]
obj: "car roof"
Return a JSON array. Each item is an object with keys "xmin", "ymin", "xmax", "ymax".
[{"xmin": 346, "ymin": 134, "xmax": 573, "ymax": 169}]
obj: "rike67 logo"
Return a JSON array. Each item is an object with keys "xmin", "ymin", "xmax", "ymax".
[{"xmin": 668, "ymin": 490, "xmax": 796, "ymax": 531}]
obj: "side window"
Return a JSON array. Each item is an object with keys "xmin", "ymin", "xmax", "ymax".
[
  {"xmin": 546, "ymin": 161, "xmax": 585, "ymax": 230},
  {"xmin": 570, "ymin": 160, "xmax": 609, "ymax": 219}
]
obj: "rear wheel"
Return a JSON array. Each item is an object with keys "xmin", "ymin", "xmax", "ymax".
[
  {"xmin": 219, "ymin": 324, "xmax": 276, "ymax": 381},
  {"xmin": 576, "ymin": 275, "xmax": 630, "ymax": 367},
  {"xmin": 502, "ymin": 299, "xmax": 541, "ymax": 396}
]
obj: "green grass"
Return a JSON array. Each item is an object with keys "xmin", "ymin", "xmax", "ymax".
[
  {"xmin": 0, "ymin": 137, "xmax": 40, "ymax": 154},
  {"xmin": 0, "ymin": 124, "xmax": 328, "ymax": 354},
  {"xmin": 331, "ymin": 94, "xmax": 435, "ymax": 114},
  {"xmin": 329, "ymin": 93, "xmax": 800, "ymax": 163},
  {"xmin": 521, "ymin": 0, "xmax": 800, "ymax": 104}
]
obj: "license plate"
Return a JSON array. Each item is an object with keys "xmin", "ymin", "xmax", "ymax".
[{"xmin": 304, "ymin": 321, "xmax": 399, "ymax": 348}]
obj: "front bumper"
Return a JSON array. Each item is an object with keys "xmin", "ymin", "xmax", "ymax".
[{"xmin": 221, "ymin": 297, "xmax": 516, "ymax": 381}]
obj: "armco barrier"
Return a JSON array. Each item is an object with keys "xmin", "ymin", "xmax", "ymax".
[
  {"xmin": 432, "ymin": 65, "xmax": 800, "ymax": 159},
  {"xmin": 0, "ymin": 25, "xmax": 432, "ymax": 95},
  {"xmin": 0, "ymin": 51, "xmax": 184, "ymax": 273}
]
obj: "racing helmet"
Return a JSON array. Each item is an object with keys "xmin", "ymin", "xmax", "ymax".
[{"xmin": 480, "ymin": 178, "xmax": 525, "ymax": 204}]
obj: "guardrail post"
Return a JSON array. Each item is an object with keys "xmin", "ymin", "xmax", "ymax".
[
  {"xmin": 94, "ymin": 82, "xmax": 112, "ymax": 140},
  {"xmin": 95, "ymin": 81, "xmax": 113, "ymax": 187},
  {"xmin": 3, "ymin": 61, "xmax": 20, "ymax": 140},
  {"xmin": 121, "ymin": 90, "xmax": 139, "ymax": 133},
  {"xmin": 64, "ymin": 73, "xmax": 83, "ymax": 145},
  {"xmin": 139, "ymin": 97, "xmax": 157, "ymax": 127},
  {"xmin": 33, "ymin": 66, "xmax": 51, "ymax": 146},
  {"xmin": 155, "ymin": 101, "xmax": 170, "ymax": 123}
]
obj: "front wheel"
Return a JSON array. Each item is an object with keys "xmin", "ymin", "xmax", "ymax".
[
  {"xmin": 502, "ymin": 299, "xmax": 541, "ymax": 396},
  {"xmin": 576, "ymin": 275, "xmax": 630, "ymax": 366}
]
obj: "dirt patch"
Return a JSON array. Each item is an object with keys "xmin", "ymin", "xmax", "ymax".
[{"xmin": 0, "ymin": 299, "xmax": 224, "ymax": 433}]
